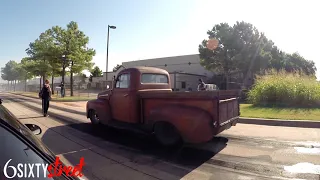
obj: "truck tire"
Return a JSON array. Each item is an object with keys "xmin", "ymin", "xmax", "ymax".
[
  {"xmin": 89, "ymin": 110, "xmax": 100, "ymax": 125},
  {"xmin": 154, "ymin": 122, "xmax": 182, "ymax": 146}
]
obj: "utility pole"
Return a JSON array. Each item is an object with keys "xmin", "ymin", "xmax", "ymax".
[
  {"xmin": 106, "ymin": 25, "xmax": 116, "ymax": 89},
  {"xmin": 62, "ymin": 55, "xmax": 66, "ymax": 85}
]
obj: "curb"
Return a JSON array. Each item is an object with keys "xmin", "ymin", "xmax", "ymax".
[
  {"xmin": 8, "ymin": 92, "xmax": 94, "ymax": 102},
  {"xmin": 239, "ymin": 117, "xmax": 320, "ymax": 128}
]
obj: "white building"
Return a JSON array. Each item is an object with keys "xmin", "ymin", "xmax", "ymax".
[{"xmin": 93, "ymin": 54, "xmax": 213, "ymax": 91}]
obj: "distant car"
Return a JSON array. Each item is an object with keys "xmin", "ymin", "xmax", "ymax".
[{"xmin": 0, "ymin": 99, "xmax": 81, "ymax": 180}]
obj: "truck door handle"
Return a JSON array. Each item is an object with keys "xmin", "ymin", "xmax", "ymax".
[{"xmin": 123, "ymin": 94, "xmax": 128, "ymax": 97}]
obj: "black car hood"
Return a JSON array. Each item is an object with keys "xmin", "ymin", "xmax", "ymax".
[
  {"xmin": 0, "ymin": 105, "xmax": 56, "ymax": 158},
  {"xmin": 0, "ymin": 103, "xmax": 83, "ymax": 180}
]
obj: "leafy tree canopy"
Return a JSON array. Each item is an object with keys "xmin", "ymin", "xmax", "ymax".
[
  {"xmin": 199, "ymin": 21, "xmax": 316, "ymax": 88},
  {"xmin": 90, "ymin": 66, "xmax": 103, "ymax": 77},
  {"xmin": 113, "ymin": 64, "xmax": 123, "ymax": 72}
]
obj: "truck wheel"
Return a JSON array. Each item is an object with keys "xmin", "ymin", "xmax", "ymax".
[
  {"xmin": 154, "ymin": 122, "xmax": 182, "ymax": 146},
  {"xmin": 89, "ymin": 110, "xmax": 100, "ymax": 125}
]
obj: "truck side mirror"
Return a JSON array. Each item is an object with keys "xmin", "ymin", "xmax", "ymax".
[
  {"xmin": 115, "ymin": 77, "xmax": 121, "ymax": 83},
  {"xmin": 25, "ymin": 124, "xmax": 42, "ymax": 135}
]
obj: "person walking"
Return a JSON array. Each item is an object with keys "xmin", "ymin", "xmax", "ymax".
[
  {"xmin": 60, "ymin": 82, "xmax": 65, "ymax": 97},
  {"xmin": 197, "ymin": 78, "xmax": 206, "ymax": 91},
  {"xmin": 39, "ymin": 79, "xmax": 52, "ymax": 117}
]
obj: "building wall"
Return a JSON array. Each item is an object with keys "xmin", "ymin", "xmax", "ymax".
[
  {"xmin": 122, "ymin": 54, "xmax": 213, "ymax": 77},
  {"xmin": 170, "ymin": 73, "xmax": 207, "ymax": 91},
  {"xmin": 93, "ymin": 54, "xmax": 213, "ymax": 91}
]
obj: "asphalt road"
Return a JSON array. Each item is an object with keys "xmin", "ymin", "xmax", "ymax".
[{"xmin": 1, "ymin": 93, "xmax": 320, "ymax": 180}]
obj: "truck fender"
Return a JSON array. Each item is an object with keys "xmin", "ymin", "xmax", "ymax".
[
  {"xmin": 86, "ymin": 99, "xmax": 111, "ymax": 125},
  {"xmin": 147, "ymin": 105, "xmax": 214, "ymax": 144}
]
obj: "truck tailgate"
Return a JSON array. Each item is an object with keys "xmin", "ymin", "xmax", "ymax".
[{"xmin": 218, "ymin": 98, "xmax": 240, "ymax": 127}]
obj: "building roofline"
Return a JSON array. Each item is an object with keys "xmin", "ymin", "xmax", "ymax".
[
  {"xmin": 122, "ymin": 54, "xmax": 200, "ymax": 63},
  {"xmin": 168, "ymin": 72, "xmax": 207, "ymax": 77},
  {"xmin": 103, "ymin": 71, "xmax": 114, "ymax": 73}
]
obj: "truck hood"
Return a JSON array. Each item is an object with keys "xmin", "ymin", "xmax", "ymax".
[{"xmin": 97, "ymin": 89, "xmax": 112, "ymax": 99}]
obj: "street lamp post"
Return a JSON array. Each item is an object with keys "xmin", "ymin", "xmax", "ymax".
[
  {"xmin": 106, "ymin": 25, "xmax": 116, "ymax": 89},
  {"xmin": 61, "ymin": 55, "xmax": 66, "ymax": 84},
  {"xmin": 61, "ymin": 54, "xmax": 72, "ymax": 97}
]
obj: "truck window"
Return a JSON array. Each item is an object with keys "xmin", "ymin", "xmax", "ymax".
[
  {"xmin": 141, "ymin": 74, "xmax": 168, "ymax": 84},
  {"xmin": 116, "ymin": 73, "xmax": 130, "ymax": 88}
]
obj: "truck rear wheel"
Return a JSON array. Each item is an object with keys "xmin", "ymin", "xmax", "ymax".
[
  {"xmin": 154, "ymin": 122, "xmax": 182, "ymax": 146},
  {"xmin": 89, "ymin": 110, "xmax": 100, "ymax": 125}
]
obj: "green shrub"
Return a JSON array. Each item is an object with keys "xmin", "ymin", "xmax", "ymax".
[{"xmin": 248, "ymin": 70, "xmax": 320, "ymax": 107}]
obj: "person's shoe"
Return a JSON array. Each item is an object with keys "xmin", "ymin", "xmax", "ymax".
[{"xmin": 43, "ymin": 114, "xmax": 46, "ymax": 117}]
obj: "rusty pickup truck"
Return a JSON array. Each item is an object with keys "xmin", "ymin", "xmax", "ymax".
[{"xmin": 86, "ymin": 67, "xmax": 240, "ymax": 146}]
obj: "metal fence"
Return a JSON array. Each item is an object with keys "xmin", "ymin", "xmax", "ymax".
[{"xmin": 0, "ymin": 83, "xmax": 101, "ymax": 98}]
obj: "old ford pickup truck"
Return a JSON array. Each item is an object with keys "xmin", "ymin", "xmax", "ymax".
[{"xmin": 86, "ymin": 67, "xmax": 240, "ymax": 146}]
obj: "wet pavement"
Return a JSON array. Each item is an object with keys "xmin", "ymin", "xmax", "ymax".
[{"xmin": 1, "ymin": 93, "xmax": 320, "ymax": 180}]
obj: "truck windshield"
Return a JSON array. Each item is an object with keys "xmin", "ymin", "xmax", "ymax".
[{"xmin": 141, "ymin": 74, "xmax": 168, "ymax": 84}]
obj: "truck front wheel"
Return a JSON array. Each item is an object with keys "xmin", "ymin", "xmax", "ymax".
[
  {"xmin": 154, "ymin": 122, "xmax": 182, "ymax": 146},
  {"xmin": 89, "ymin": 110, "xmax": 100, "ymax": 125}
]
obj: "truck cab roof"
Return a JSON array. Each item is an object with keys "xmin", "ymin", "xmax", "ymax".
[
  {"xmin": 116, "ymin": 66, "xmax": 172, "ymax": 91},
  {"xmin": 119, "ymin": 66, "xmax": 169, "ymax": 75}
]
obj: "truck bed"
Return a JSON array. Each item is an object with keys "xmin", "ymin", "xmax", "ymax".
[
  {"xmin": 139, "ymin": 90, "xmax": 240, "ymax": 137},
  {"xmin": 138, "ymin": 90, "xmax": 241, "ymax": 99}
]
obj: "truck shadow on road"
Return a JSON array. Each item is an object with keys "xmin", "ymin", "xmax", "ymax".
[{"xmin": 41, "ymin": 123, "xmax": 228, "ymax": 177}]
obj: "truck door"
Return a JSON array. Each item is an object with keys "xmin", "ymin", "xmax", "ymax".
[{"xmin": 110, "ymin": 73, "xmax": 132, "ymax": 122}]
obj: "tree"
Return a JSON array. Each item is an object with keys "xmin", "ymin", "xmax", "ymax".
[
  {"xmin": 1, "ymin": 63, "xmax": 11, "ymax": 90},
  {"xmin": 113, "ymin": 64, "xmax": 122, "ymax": 72},
  {"xmin": 284, "ymin": 53, "xmax": 316, "ymax": 76},
  {"xmin": 199, "ymin": 22, "xmax": 248, "ymax": 89},
  {"xmin": 77, "ymin": 73, "xmax": 87, "ymax": 90},
  {"xmin": 1, "ymin": 60, "xmax": 19, "ymax": 91},
  {"xmin": 199, "ymin": 21, "xmax": 316, "ymax": 89},
  {"xmin": 91, "ymin": 66, "xmax": 103, "ymax": 76},
  {"xmin": 1, "ymin": 66, "xmax": 9, "ymax": 90},
  {"xmin": 26, "ymin": 30, "xmax": 56, "ymax": 88},
  {"xmin": 89, "ymin": 66, "xmax": 103, "ymax": 82},
  {"xmin": 51, "ymin": 21, "xmax": 95, "ymax": 96},
  {"xmin": 18, "ymin": 58, "xmax": 35, "ymax": 92}
]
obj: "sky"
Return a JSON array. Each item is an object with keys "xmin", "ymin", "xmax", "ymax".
[{"xmin": 0, "ymin": 0, "xmax": 319, "ymax": 79}]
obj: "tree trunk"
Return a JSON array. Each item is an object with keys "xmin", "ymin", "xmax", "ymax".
[
  {"xmin": 42, "ymin": 74, "xmax": 46, "ymax": 85},
  {"xmin": 70, "ymin": 61, "xmax": 74, "ymax": 96},
  {"xmin": 62, "ymin": 56, "xmax": 66, "ymax": 85},
  {"xmin": 51, "ymin": 75, "xmax": 54, "ymax": 95},
  {"xmin": 25, "ymin": 78, "xmax": 27, "ymax": 92},
  {"xmin": 70, "ymin": 71, "xmax": 73, "ymax": 96},
  {"xmin": 62, "ymin": 66, "xmax": 65, "ymax": 85},
  {"xmin": 7, "ymin": 81, "xmax": 9, "ymax": 91},
  {"xmin": 39, "ymin": 76, "xmax": 42, "ymax": 91},
  {"xmin": 13, "ymin": 80, "xmax": 16, "ymax": 92}
]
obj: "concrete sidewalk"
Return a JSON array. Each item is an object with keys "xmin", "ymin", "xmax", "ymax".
[{"xmin": 7, "ymin": 93, "xmax": 86, "ymax": 114}]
